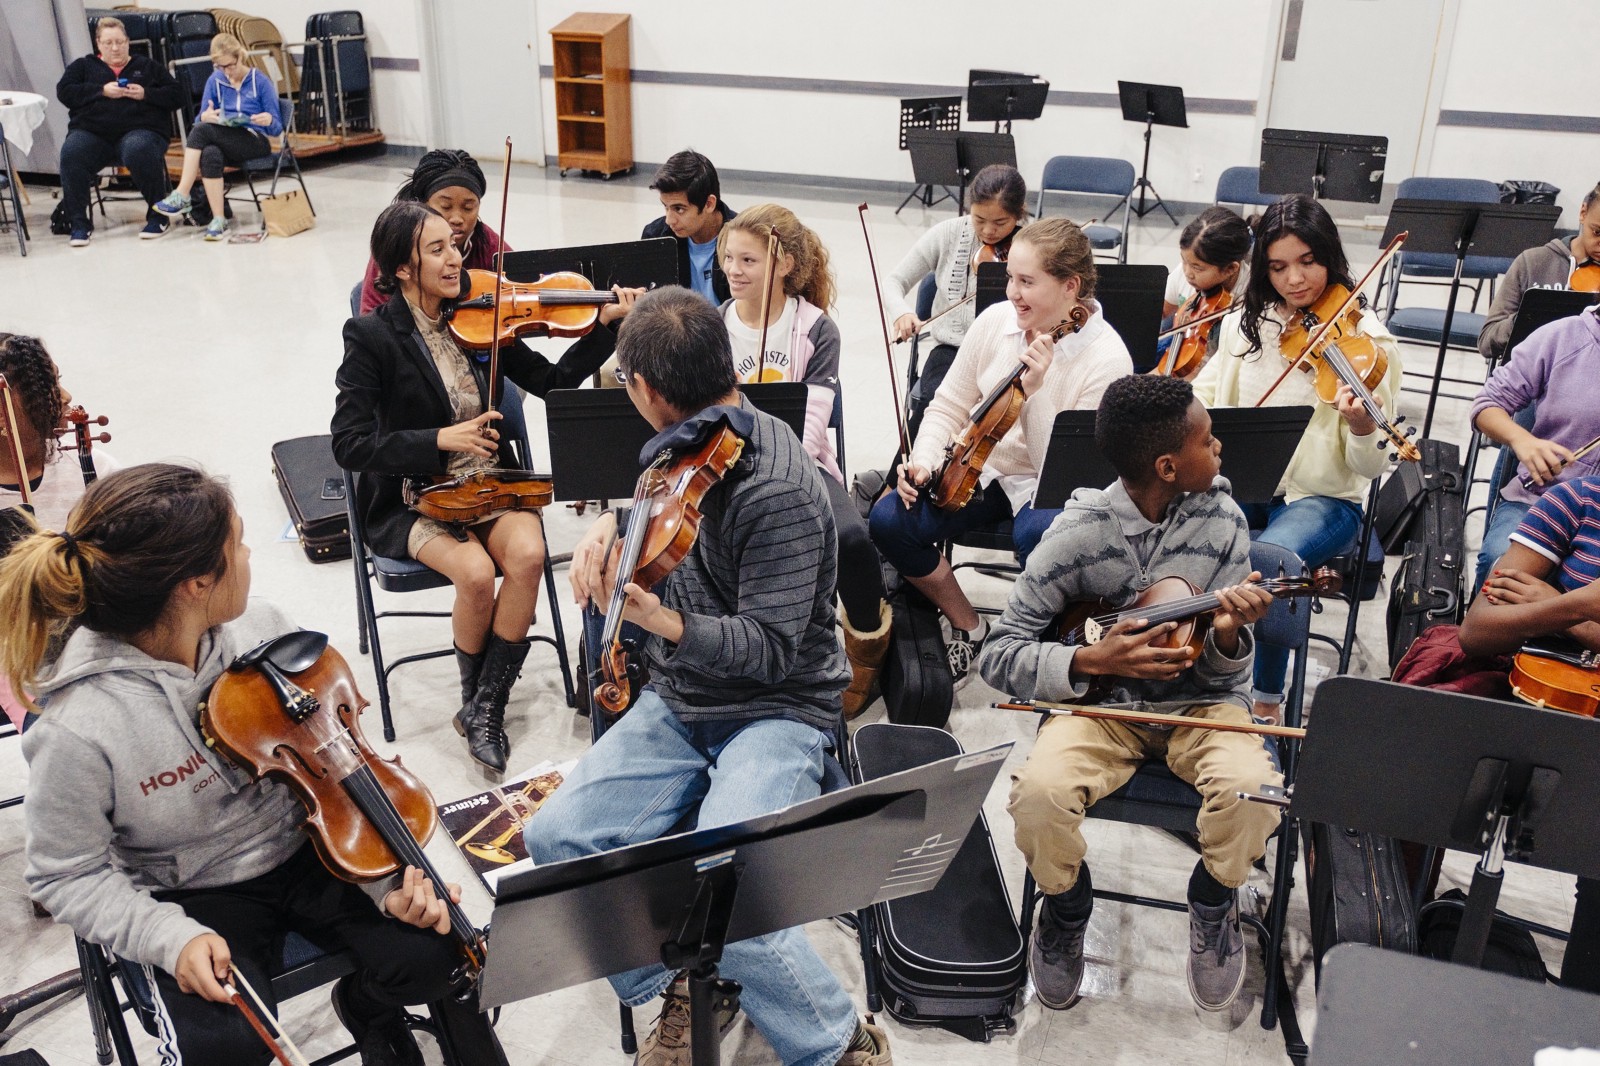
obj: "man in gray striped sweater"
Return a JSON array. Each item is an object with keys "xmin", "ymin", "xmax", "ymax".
[
  {"xmin": 525, "ymin": 288, "xmax": 889, "ymax": 1066},
  {"xmin": 980, "ymin": 375, "xmax": 1281, "ymax": 1017}
]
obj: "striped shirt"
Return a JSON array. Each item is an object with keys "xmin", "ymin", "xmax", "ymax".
[
  {"xmin": 646, "ymin": 399, "xmax": 849, "ymax": 730},
  {"xmin": 1509, "ymin": 476, "xmax": 1600, "ymax": 592}
]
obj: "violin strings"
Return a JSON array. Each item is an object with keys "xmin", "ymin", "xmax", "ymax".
[{"xmin": 1086, "ymin": 577, "xmax": 1309, "ymax": 629}]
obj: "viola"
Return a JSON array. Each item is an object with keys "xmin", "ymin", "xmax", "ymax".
[
  {"xmin": 1510, "ymin": 641, "xmax": 1600, "ymax": 717},
  {"xmin": 1570, "ymin": 261, "xmax": 1600, "ymax": 293},
  {"xmin": 930, "ymin": 307, "xmax": 1089, "ymax": 511},
  {"xmin": 447, "ymin": 269, "xmax": 622, "ymax": 349},
  {"xmin": 591, "ymin": 424, "xmax": 746, "ymax": 713},
  {"xmin": 202, "ymin": 631, "xmax": 487, "ymax": 989},
  {"xmin": 58, "ymin": 405, "xmax": 110, "ymax": 487},
  {"xmin": 403, "ymin": 467, "xmax": 553, "ymax": 524},
  {"xmin": 1154, "ymin": 287, "xmax": 1233, "ymax": 380},
  {"xmin": 1051, "ymin": 569, "xmax": 1341, "ymax": 649}
]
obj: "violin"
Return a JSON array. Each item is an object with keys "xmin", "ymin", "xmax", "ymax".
[
  {"xmin": 930, "ymin": 307, "xmax": 1089, "ymax": 511},
  {"xmin": 201, "ymin": 631, "xmax": 487, "ymax": 989},
  {"xmin": 1051, "ymin": 569, "xmax": 1341, "ymax": 648},
  {"xmin": 1570, "ymin": 261, "xmax": 1600, "ymax": 293},
  {"xmin": 1509, "ymin": 641, "xmax": 1600, "ymax": 717},
  {"xmin": 403, "ymin": 467, "xmax": 553, "ymax": 523},
  {"xmin": 1253, "ymin": 233, "xmax": 1420, "ymax": 463},
  {"xmin": 591, "ymin": 424, "xmax": 746, "ymax": 713},
  {"xmin": 447, "ymin": 269, "xmax": 623, "ymax": 349},
  {"xmin": 1154, "ymin": 287, "xmax": 1233, "ymax": 380},
  {"xmin": 973, "ymin": 234, "xmax": 1012, "ymax": 269},
  {"xmin": 58, "ymin": 405, "xmax": 110, "ymax": 487}
]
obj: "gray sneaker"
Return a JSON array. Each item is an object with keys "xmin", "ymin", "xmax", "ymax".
[
  {"xmin": 1029, "ymin": 902, "xmax": 1088, "ymax": 1010},
  {"xmin": 1187, "ymin": 894, "xmax": 1246, "ymax": 1011}
]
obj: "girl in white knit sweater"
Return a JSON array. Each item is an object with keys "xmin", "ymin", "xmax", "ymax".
[{"xmin": 869, "ymin": 218, "xmax": 1133, "ymax": 678}]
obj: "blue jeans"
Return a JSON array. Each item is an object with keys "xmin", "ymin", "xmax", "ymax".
[
  {"xmin": 58, "ymin": 127, "xmax": 171, "ymax": 228},
  {"xmin": 1241, "ymin": 496, "xmax": 1362, "ymax": 701},
  {"xmin": 524, "ymin": 690, "xmax": 857, "ymax": 1066},
  {"xmin": 1475, "ymin": 496, "xmax": 1531, "ymax": 592},
  {"xmin": 869, "ymin": 484, "xmax": 1058, "ymax": 579}
]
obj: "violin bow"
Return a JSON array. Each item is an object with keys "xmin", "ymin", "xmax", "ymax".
[
  {"xmin": 858, "ymin": 203, "xmax": 915, "ymax": 462},
  {"xmin": 227, "ymin": 964, "xmax": 312, "ymax": 1066},
  {"xmin": 1155, "ymin": 301, "xmax": 1236, "ymax": 341},
  {"xmin": 756, "ymin": 231, "xmax": 779, "ymax": 382},
  {"xmin": 912, "ymin": 291, "xmax": 976, "ymax": 341},
  {"xmin": 0, "ymin": 375, "xmax": 35, "ymax": 513},
  {"xmin": 994, "ymin": 700, "xmax": 1306, "ymax": 739},
  {"xmin": 1253, "ymin": 231, "xmax": 1407, "ymax": 408},
  {"xmin": 485, "ymin": 137, "xmax": 513, "ymax": 418}
]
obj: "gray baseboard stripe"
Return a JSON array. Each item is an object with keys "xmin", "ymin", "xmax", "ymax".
[
  {"xmin": 371, "ymin": 56, "xmax": 420, "ymax": 72},
  {"xmin": 538, "ymin": 66, "xmax": 1255, "ymax": 115},
  {"xmin": 1438, "ymin": 109, "xmax": 1600, "ymax": 134}
]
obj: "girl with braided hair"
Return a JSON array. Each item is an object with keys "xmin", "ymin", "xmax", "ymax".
[
  {"xmin": 0, "ymin": 334, "xmax": 119, "ymax": 533},
  {"xmin": 357, "ymin": 148, "xmax": 508, "ymax": 315}
]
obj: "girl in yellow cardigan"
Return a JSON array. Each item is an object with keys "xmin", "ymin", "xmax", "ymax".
[{"xmin": 1193, "ymin": 194, "xmax": 1402, "ymax": 719}]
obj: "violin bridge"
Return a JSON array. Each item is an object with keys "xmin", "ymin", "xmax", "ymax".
[{"xmin": 1083, "ymin": 617, "xmax": 1105, "ymax": 644}]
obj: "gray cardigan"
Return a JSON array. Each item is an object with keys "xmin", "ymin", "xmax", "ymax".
[{"xmin": 883, "ymin": 215, "xmax": 983, "ymax": 349}]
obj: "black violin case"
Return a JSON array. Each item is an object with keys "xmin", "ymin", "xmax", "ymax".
[
  {"xmin": 271, "ymin": 434, "xmax": 351, "ymax": 563},
  {"xmin": 849, "ymin": 723, "xmax": 1024, "ymax": 1042},
  {"xmin": 880, "ymin": 586, "xmax": 954, "ymax": 728}
]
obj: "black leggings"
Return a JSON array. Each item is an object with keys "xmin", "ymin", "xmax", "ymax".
[
  {"xmin": 147, "ymin": 843, "xmax": 506, "ymax": 1065},
  {"xmin": 186, "ymin": 122, "xmax": 270, "ymax": 178},
  {"xmin": 1563, "ymin": 876, "xmax": 1600, "ymax": 993},
  {"xmin": 824, "ymin": 474, "xmax": 886, "ymax": 632}
]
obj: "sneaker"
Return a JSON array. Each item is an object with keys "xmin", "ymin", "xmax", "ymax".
[
  {"xmin": 331, "ymin": 974, "xmax": 424, "ymax": 1066},
  {"xmin": 139, "ymin": 217, "xmax": 170, "ymax": 240},
  {"xmin": 1030, "ymin": 900, "xmax": 1088, "ymax": 1010},
  {"xmin": 945, "ymin": 624, "xmax": 987, "ymax": 683},
  {"xmin": 204, "ymin": 217, "xmax": 228, "ymax": 242},
  {"xmin": 1187, "ymin": 893, "xmax": 1247, "ymax": 1012},
  {"xmin": 636, "ymin": 973, "xmax": 740, "ymax": 1066},
  {"xmin": 153, "ymin": 191, "xmax": 191, "ymax": 217},
  {"xmin": 69, "ymin": 225, "xmax": 91, "ymax": 247},
  {"xmin": 836, "ymin": 1018, "xmax": 893, "ymax": 1065}
]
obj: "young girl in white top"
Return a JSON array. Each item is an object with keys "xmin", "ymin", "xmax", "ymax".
[
  {"xmin": 870, "ymin": 218, "xmax": 1133, "ymax": 678},
  {"xmin": 718, "ymin": 203, "xmax": 890, "ymax": 715},
  {"xmin": 1155, "ymin": 206, "xmax": 1252, "ymax": 379},
  {"xmin": 882, "ymin": 165, "xmax": 1029, "ymax": 445}
]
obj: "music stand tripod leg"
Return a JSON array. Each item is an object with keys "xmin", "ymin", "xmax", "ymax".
[{"xmin": 1131, "ymin": 116, "xmax": 1178, "ymax": 225}]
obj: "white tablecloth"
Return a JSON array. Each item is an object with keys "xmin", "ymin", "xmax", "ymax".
[{"xmin": 0, "ymin": 91, "xmax": 49, "ymax": 156}]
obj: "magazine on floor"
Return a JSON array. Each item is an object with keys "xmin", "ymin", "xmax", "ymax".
[{"xmin": 437, "ymin": 760, "xmax": 573, "ymax": 894}]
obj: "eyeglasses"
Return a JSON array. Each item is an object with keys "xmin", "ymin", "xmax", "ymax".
[{"xmin": 213, "ymin": 61, "xmax": 239, "ymax": 72}]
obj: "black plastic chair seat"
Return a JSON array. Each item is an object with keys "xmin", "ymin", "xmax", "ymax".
[
  {"xmin": 1387, "ymin": 307, "xmax": 1486, "ymax": 348},
  {"xmin": 1087, "ymin": 730, "xmax": 1283, "ymax": 832},
  {"xmin": 372, "ymin": 551, "xmax": 454, "ymax": 595},
  {"xmin": 952, "ymin": 520, "xmax": 1015, "ymax": 553},
  {"xmin": 1084, "ymin": 224, "xmax": 1121, "ymax": 250}
]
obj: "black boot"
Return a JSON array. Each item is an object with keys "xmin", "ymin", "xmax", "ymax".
[
  {"xmin": 454, "ymin": 634, "xmax": 531, "ymax": 774},
  {"xmin": 454, "ymin": 644, "xmax": 485, "ymax": 707}
]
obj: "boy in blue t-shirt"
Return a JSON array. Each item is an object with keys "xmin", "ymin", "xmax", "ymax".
[
  {"xmin": 1460, "ymin": 474, "xmax": 1600, "ymax": 994},
  {"xmin": 641, "ymin": 149, "xmax": 736, "ymax": 304}
]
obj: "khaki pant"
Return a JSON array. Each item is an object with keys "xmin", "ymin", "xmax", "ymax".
[{"xmin": 1008, "ymin": 702, "xmax": 1283, "ymax": 895}]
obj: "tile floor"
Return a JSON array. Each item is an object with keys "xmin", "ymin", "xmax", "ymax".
[{"xmin": 0, "ymin": 156, "xmax": 1580, "ymax": 1065}]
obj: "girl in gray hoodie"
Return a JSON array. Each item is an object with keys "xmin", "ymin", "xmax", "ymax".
[{"xmin": 8, "ymin": 464, "xmax": 507, "ymax": 1065}]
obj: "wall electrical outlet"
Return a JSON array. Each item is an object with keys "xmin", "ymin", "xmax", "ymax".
[{"xmin": 1192, "ymin": 165, "xmax": 1203, "ymax": 182}]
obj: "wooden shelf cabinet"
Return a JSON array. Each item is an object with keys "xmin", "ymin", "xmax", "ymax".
[{"xmin": 549, "ymin": 12, "xmax": 632, "ymax": 177}]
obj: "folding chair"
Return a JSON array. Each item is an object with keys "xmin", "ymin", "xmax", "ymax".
[
  {"xmin": 1214, "ymin": 166, "xmax": 1279, "ymax": 211},
  {"xmin": 343, "ymin": 386, "xmax": 576, "ymax": 742},
  {"xmin": 1014, "ymin": 539, "xmax": 1312, "ymax": 1054},
  {"xmin": 1037, "ymin": 156, "xmax": 1135, "ymax": 263},
  {"xmin": 1307, "ymin": 478, "xmax": 1383, "ymax": 675},
  {"xmin": 224, "ymin": 138, "xmax": 314, "ymax": 220}
]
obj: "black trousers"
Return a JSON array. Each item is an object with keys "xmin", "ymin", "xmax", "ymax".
[
  {"xmin": 57, "ymin": 127, "xmax": 171, "ymax": 226},
  {"xmin": 185, "ymin": 122, "xmax": 270, "ymax": 177},
  {"xmin": 903, "ymin": 342, "xmax": 961, "ymax": 450},
  {"xmin": 824, "ymin": 474, "xmax": 886, "ymax": 632},
  {"xmin": 147, "ymin": 843, "xmax": 505, "ymax": 1065}
]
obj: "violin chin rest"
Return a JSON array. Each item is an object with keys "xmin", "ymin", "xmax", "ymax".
[{"xmin": 233, "ymin": 629, "xmax": 329, "ymax": 674}]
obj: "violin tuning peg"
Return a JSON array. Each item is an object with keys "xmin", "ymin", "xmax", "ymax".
[{"xmin": 1394, "ymin": 415, "xmax": 1406, "ymax": 425}]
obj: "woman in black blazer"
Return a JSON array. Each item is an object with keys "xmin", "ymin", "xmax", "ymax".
[{"xmin": 333, "ymin": 201, "xmax": 638, "ymax": 774}]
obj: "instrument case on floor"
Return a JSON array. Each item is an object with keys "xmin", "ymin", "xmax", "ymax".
[
  {"xmin": 1385, "ymin": 539, "xmax": 1465, "ymax": 669},
  {"xmin": 879, "ymin": 586, "xmax": 954, "ymax": 729},
  {"xmin": 271, "ymin": 434, "xmax": 351, "ymax": 563},
  {"xmin": 1376, "ymin": 439, "xmax": 1466, "ymax": 555},
  {"xmin": 1303, "ymin": 821, "xmax": 1417, "ymax": 982},
  {"xmin": 850, "ymin": 723, "xmax": 1023, "ymax": 1042}
]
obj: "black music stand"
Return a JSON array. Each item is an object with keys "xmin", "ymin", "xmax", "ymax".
[
  {"xmin": 501, "ymin": 237, "xmax": 681, "ymax": 289},
  {"xmin": 966, "ymin": 69, "xmax": 1048, "ymax": 135},
  {"xmin": 1312, "ymin": 944, "xmax": 1600, "ymax": 1065},
  {"xmin": 956, "ymin": 131, "xmax": 1018, "ymax": 210},
  {"xmin": 1506, "ymin": 288, "xmax": 1599, "ymax": 354},
  {"xmin": 1380, "ymin": 199, "xmax": 1561, "ymax": 437},
  {"xmin": 1259, "ymin": 128, "xmax": 1388, "ymax": 203},
  {"xmin": 1094, "ymin": 264, "xmax": 1169, "ymax": 370},
  {"xmin": 1114, "ymin": 80, "xmax": 1187, "ymax": 225},
  {"xmin": 482, "ymin": 744, "xmax": 1011, "ymax": 1066},
  {"xmin": 545, "ymin": 385, "xmax": 809, "ymax": 502},
  {"xmin": 974, "ymin": 260, "xmax": 1007, "ymax": 315},
  {"xmin": 900, "ymin": 129, "xmax": 961, "ymax": 215},
  {"xmin": 897, "ymin": 95, "xmax": 962, "ymax": 212},
  {"xmin": 1031, "ymin": 406, "xmax": 1310, "ymax": 509},
  {"xmin": 1293, "ymin": 677, "xmax": 1600, "ymax": 971}
]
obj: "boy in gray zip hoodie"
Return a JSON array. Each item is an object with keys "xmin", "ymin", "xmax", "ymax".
[
  {"xmin": 13, "ymin": 464, "xmax": 506, "ymax": 1065},
  {"xmin": 979, "ymin": 375, "xmax": 1281, "ymax": 1016}
]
